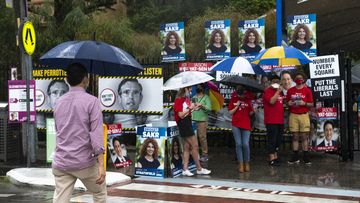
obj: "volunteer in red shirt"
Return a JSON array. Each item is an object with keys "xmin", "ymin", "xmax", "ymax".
[
  {"xmin": 286, "ymin": 72, "xmax": 314, "ymax": 165},
  {"xmin": 263, "ymin": 74, "xmax": 284, "ymax": 166},
  {"xmin": 173, "ymin": 86, "xmax": 211, "ymax": 177},
  {"xmin": 228, "ymin": 85, "xmax": 254, "ymax": 173}
]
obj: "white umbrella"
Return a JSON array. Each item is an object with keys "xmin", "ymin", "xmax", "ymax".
[
  {"xmin": 210, "ymin": 56, "xmax": 265, "ymax": 75},
  {"xmin": 163, "ymin": 71, "xmax": 214, "ymax": 91}
]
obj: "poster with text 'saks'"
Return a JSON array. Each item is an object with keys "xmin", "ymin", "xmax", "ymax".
[
  {"xmin": 238, "ymin": 18, "xmax": 265, "ymax": 61},
  {"xmin": 309, "ymin": 55, "xmax": 340, "ymax": 100},
  {"xmin": 287, "ymin": 14, "xmax": 317, "ymax": 57},
  {"xmin": 311, "ymin": 107, "xmax": 339, "ymax": 152},
  {"xmin": 160, "ymin": 22, "xmax": 186, "ymax": 62},
  {"xmin": 205, "ymin": 19, "xmax": 231, "ymax": 61}
]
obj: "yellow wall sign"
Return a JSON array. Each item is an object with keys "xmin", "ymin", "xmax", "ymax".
[{"xmin": 20, "ymin": 21, "xmax": 36, "ymax": 55}]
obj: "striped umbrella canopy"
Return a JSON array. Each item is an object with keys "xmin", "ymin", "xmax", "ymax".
[
  {"xmin": 210, "ymin": 57, "xmax": 265, "ymax": 75},
  {"xmin": 252, "ymin": 46, "xmax": 312, "ymax": 67}
]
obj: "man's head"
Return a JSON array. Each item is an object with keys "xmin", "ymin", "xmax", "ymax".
[
  {"xmin": 47, "ymin": 80, "xmax": 69, "ymax": 109},
  {"xmin": 323, "ymin": 121, "xmax": 334, "ymax": 142},
  {"xmin": 117, "ymin": 79, "xmax": 143, "ymax": 110},
  {"xmin": 66, "ymin": 63, "xmax": 89, "ymax": 88}
]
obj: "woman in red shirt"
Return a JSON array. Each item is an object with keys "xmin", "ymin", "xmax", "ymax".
[
  {"xmin": 228, "ymin": 85, "xmax": 254, "ymax": 173},
  {"xmin": 174, "ymin": 87, "xmax": 211, "ymax": 177}
]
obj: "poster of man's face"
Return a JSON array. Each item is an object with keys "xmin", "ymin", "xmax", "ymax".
[
  {"xmin": 98, "ymin": 77, "xmax": 163, "ymax": 113},
  {"xmin": 36, "ymin": 79, "xmax": 70, "ymax": 111}
]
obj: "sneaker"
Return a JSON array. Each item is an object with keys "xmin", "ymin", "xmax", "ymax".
[
  {"xmin": 182, "ymin": 170, "xmax": 194, "ymax": 177},
  {"xmin": 288, "ymin": 152, "xmax": 300, "ymax": 164},
  {"xmin": 200, "ymin": 155, "xmax": 209, "ymax": 162},
  {"xmin": 197, "ymin": 168, "xmax": 211, "ymax": 175},
  {"xmin": 303, "ymin": 152, "xmax": 312, "ymax": 165},
  {"xmin": 269, "ymin": 159, "xmax": 280, "ymax": 166}
]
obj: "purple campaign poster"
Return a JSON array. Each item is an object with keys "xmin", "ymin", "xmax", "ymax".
[{"xmin": 8, "ymin": 80, "xmax": 36, "ymax": 123}]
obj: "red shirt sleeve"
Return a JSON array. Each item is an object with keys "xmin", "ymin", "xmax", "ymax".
[
  {"xmin": 286, "ymin": 88, "xmax": 292, "ymax": 103},
  {"xmin": 263, "ymin": 88, "xmax": 272, "ymax": 104},
  {"xmin": 174, "ymin": 98, "xmax": 183, "ymax": 114},
  {"xmin": 228, "ymin": 94, "xmax": 236, "ymax": 111},
  {"xmin": 306, "ymin": 87, "xmax": 314, "ymax": 103}
]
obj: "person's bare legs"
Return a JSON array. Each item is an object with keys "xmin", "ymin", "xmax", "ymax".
[
  {"xmin": 184, "ymin": 135, "xmax": 202, "ymax": 170},
  {"xmin": 183, "ymin": 141, "xmax": 190, "ymax": 170}
]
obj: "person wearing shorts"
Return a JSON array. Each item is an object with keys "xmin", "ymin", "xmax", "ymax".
[
  {"xmin": 174, "ymin": 86, "xmax": 211, "ymax": 177},
  {"xmin": 286, "ymin": 72, "xmax": 314, "ymax": 165}
]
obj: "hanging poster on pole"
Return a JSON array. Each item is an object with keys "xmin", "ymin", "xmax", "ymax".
[
  {"xmin": 46, "ymin": 118, "xmax": 56, "ymax": 163},
  {"xmin": 309, "ymin": 55, "xmax": 341, "ymax": 100},
  {"xmin": 205, "ymin": 19, "xmax": 231, "ymax": 61},
  {"xmin": 8, "ymin": 80, "xmax": 36, "ymax": 123},
  {"xmin": 311, "ymin": 107, "xmax": 339, "ymax": 151},
  {"xmin": 238, "ymin": 18, "xmax": 265, "ymax": 61},
  {"xmin": 287, "ymin": 14, "xmax": 317, "ymax": 57},
  {"xmin": 160, "ymin": 22, "xmax": 186, "ymax": 62}
]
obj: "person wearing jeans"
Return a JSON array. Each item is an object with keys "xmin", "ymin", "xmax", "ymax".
[
  {"xmin": 192, "ymin": 83, "xmax": 212, "ymax": 162},
  {"xmin": 228, "ymin": 85, "xmax": 254, "ymax": 173}
]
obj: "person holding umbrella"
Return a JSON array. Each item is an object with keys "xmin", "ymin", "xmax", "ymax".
[
  {"xmin": 228, "ymin": 85, "xmax": 254, "ymax": 173},
  {"xmin": 174, "ymin": 86, "xmax": 211, "ymax": 177},
  {"xmin": 286, "ymin": 72, "xmax": 314, "ymax": 165},
  {"xmin": 263, "ymin": 74, "xmax": 285, "ymax": 166}
]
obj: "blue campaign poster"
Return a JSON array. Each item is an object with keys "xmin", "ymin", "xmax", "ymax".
[
  {"xmin": 238, "ymin": 18, "xmax": 265, "ymax": 61},
  {"xmin": 287, "ymin": 14, "xmax": 317, "ymax": 57},
  {"xmin": 205, "ymin": 19, "xmax": 231, "ymax": 61},
  {"xmin": 135, "ymin": 126, "xmax": 167, "ymax": 177},
  {"xmin": 160, "ymin": 22, "xmax": 186, "ymax": 62}
]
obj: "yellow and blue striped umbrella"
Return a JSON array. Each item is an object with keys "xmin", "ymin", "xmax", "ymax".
[{"xmin": 252, "ymin": 46, "xmax": 312, "ymax": 66}]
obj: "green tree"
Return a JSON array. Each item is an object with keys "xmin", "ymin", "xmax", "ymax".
[
  {"xmin": 0, "ymin": 2, "xmax": 18, "ymax": 67},
  {"xmin": 229, "ymin": 0, "xmax": 276, "ymax": 16}
]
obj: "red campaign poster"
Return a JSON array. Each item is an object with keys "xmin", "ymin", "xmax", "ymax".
[{"xmin": 310, "ymin": 107, "xmax": 340, "ymax": 151}]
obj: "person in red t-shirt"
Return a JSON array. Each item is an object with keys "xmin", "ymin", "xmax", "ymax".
[
  {"xmin": 173, "ymin": 86, "xmax": 211, "ymax": 177},
  {"xmin": 228, "ymin": 85, "xmax": 254, "ymax": 173},
  {"xmin": 286, "ymin": 72, "xmax": 314, "ymax": 165},
  {"xmin": 263, "ymin": 74, "xmax": 284, "ymax": 166}
]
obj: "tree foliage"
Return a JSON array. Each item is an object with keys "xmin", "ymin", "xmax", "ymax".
[
  {"xmin": 228, "ymin": 0, "xmax": 276, "ymax": 16},
  {"xmin": 0, "ymin": 2, "xmax": 18, "ymax": 67}
]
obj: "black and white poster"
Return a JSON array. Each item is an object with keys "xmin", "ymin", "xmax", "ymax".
[
  {"xmin": 98, "ymin": 77, "xmax": 163, "ymax": 114},
  {"xmin": 309, "ymin": 55, "xmax": 341, "ymax": 100}
]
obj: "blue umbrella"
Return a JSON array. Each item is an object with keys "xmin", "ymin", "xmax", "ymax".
[
  {"xmin": 210, "ymin": 57, "xmax": 265, "ymax": 75},
  {"xmin": 39, "ymin": 40, "xmax": 143, "ymax": 76}
]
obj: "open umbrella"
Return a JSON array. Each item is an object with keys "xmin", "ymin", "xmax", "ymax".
[
  {"xmin": 252, "ymin": 46, "xmax": 312, "ymax": 67},
  {"xmin": 163, "ymin": 71, "xmax": 214, "ymax": 91},
  {"xmin": 210, "ymin": 57, "xmax": 265, "ymax": 75},
  {"xmin": 220, "ymin": 75, "xmax": 264, "ymax": 93},
  {"xmin": 207, "ymin": 81, "xmax": 224, "ymax": 112},
  {"xmin": 39, "ymin": 40, "xmax": 143, "ymax": 76}
]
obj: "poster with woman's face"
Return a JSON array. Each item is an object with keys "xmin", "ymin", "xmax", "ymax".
[
  {"xmin": 287, "ymin": 14, "xmax": 317, "ymax": 57},
  {"xmin": 160, "ymin": 22, "xmax": 186, "ymax": 62},
  {"xmin": 238, "ymin": 18, "xmax": 265, "ymax": 61},
  {"xmin": 135, "ymin": 126, "xmax": 166, "ymax": 177},
  {"xmin": 205, "ymin": 19, "xmax": 231, "ymax": 61},
  {"xmin": 98, "ymin": 77, "xmax": 163, "ymax": 114}
]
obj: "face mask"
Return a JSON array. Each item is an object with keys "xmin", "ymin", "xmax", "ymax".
[
  {"xmin": 196, "ymin": 87, "xmax": 203, "ymax": 93},
  {"xmin": 294, "ymin": 78, "xmax": 304, "ymax": 85},
  {"xmin": 236, "ymin": 89, "xmax": 244, "ymax": 96},
  {"xmin": 271, "ymin": 83, "xmax": 280, "ymax": 89}
]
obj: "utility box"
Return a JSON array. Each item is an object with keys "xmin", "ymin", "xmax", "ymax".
[{"xmin": 0, "ymin": 103, "xmax": 22, "ymax": 162}]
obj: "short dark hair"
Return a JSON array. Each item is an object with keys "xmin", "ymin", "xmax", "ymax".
[
  {"xmin": 269, "ymin": 74, "xmax": 280, "ymax": 81},
  {"xmin": 47, "ymin": 80, "xmax": 69, "ymax": 95},
  {"xmin": 293, "ymin": 71, "xmax": 307, "ymax": 80},
  {"xmin": 323, "ymin": 120, "xmax": 334, "ymax": 131},
  {"xmin": 117, "ymin": 79, "xmax": 143, "ymax": 95},
  {"xmin": 66, "ymin": 63, "xmax": 88, "ymax": 86},
  {"xmin": 280, "ymin": 70, "xmax": 291, "ymax": 79}
]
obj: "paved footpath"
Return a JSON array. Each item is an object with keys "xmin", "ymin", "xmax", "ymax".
[{"xmin": 70, "ymin": 178, "xmax": 360, "ymax": 203}]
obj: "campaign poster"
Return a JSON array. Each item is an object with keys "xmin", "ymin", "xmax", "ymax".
[
  {"xmin": 46, "ymin": 118, "xmax": 56, "ymax": 163},
  {"xmin": 205, "ymin": 19, "xmax": 231, "ymax": 61},
  {"xmin": 160, "ymin": 22, "xmax": 185, "ymax": 62},
  {"xmin": 98, "ymin": 77, "xmax": 163, "ymax": 114},
  {"xmin": 135, "ymin": 126, "xmax": 167, "ymax": 177},
  {"xmin": 238, "ymin": 18, "xmax": 265, "ymax": 61},
  {"xmin": 107, "ymin": 124, "xmax": 135, "ymax": 175},
  {"xmin": 178, "ymin": 62, "xmax": 214, "ymax": 72},
  {"xmin": 35, "ymin": 79, "xmax": 70, "ymax": 111},
  {"xmin": 311, "ymin": 107, "xmax": 339, "ymax": 151},
  {"xmin": 309, "ymin": 55, "xmax": 341, "ymax": 100},
  {"xmin": 8, "ymin": 80, "xmax": 36, "ymax": 123},
  {"xmin": 167, "ymin": 127, "xmax": 182, "ymax": 177},
  {"xmin": 287, "ymin": 14, "xmax": 317, "ymax": 57}
]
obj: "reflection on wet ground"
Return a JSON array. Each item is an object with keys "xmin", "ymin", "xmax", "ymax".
[{"xmin": 195, "ymin": 146, "xmax": 360, "ymax": 190}]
